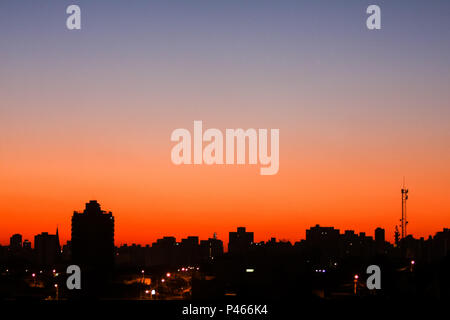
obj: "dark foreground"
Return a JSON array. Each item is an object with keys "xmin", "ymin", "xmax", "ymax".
[{"xmin": 0, "ymin": 297, "xmax": 445, "ymax": 319}]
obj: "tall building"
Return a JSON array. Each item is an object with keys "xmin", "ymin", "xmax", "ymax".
[
  {"xmin": 306, "ymin": 224, "xmax": 340, "ymax": 250},
  {"xmin": 228, "ymin": 227, "xmax": 254, "ymax": 254},
  {"xmin": 151, "ymin": 236, "xmax": 177, "ymax": 266},
  {"xmin": 71, "ymin": 200, "xmax": 115, "ymax": 272},
  {"xmin": 375, "ymin": 227, "xmax": 386, "ymax": 254},
  {"xmin": 9, "ymin": 234, "xmax": 22, "ymax": 250},
  {"xmin": 180, "ymin": 236, "xmax": 200, "ymax": 266},
  {"xmin": 305, "ymin": 225, "xmax": 340, "ymax": 263},
  {"xmin": 200, "ymin": 234, "xmax": 224, "ymax": 260},
  {"xmin": 34, "ymin": 230, "xmax": 60, "ymax": 266}
]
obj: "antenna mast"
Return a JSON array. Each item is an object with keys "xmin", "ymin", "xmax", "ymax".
[{"xmin": 401, "ymin": 178, "xmax": 408, "ymax": 239}]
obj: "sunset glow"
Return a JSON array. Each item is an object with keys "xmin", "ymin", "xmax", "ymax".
[{"xmin": 1, "ymin": 1, "xmax": 449, "ymax": 246}]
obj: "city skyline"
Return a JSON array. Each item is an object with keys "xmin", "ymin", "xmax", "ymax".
[
  {"xmin": 2, "ymin": 199, "xmax": 449, "ymax": 301},
  {"xmin": 1, "ymin": 199, "xmax": 448, "ymax": 248}
]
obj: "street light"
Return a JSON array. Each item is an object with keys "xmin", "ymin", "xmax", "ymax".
[
  {"xmin": 54, "ymin": 284, "xmax": 59, "ymax": 300},
  {"xmin": 140, "ymin": 269, "xmax": 145, "ymax": 299},
  {"xmin": 353, "ymin": 275, "xmax": 359, "ymax": 295}
]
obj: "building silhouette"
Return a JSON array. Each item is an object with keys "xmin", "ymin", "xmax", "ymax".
[
  {"xmin": 71, "ymin": 200, "xmax": 114, "ymax": 295},
  {"xmin": 200, "ymin": 234, "xmax": 224, "ymax": 260},
  {"xmin": 180, "ymin": 236, "xmax": 200, "ymax": 266},
  {"xmin": 34, "ymin": 230, "xmax": 60, "ymax": 266},
  {"xmin": 375, "ymin": 227, "xmax": 386, "ymax": 254},
  {"xmin": 228, "ymin": 227, "xmax": 254, "ymax": 254},
  {"xmin": 9, "ymin": 234, "xmax": 22, "ymax": 251},
  {"xmin": 151, "ymin": 236, "xmax": 177, "ymax": 266},
  {"xmin": 305, "ymin": 224, "xmax": 340, "ymax": 264},
  {"xmin": 71, "ymin": 200, "xmax": 114, "ymax": 269},
  {"xmin": 23, "ymin": 239, "xmax": 32, "ymax": 250}
]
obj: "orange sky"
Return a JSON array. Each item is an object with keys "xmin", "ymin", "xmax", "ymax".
[
  {"xmin": 1, "ymin": 129, "xmax": 449, "ymax": 246},
  {"xmin": 1, "ymin": 1, "xmax": 450, "ymax": 247}
]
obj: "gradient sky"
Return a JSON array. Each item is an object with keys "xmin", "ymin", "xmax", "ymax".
[{"xmin": 1, "ymin": 1, "xmax": 449, "ymax": 246}]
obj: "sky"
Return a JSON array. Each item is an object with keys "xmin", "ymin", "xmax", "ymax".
[{"xmin": 0, "ymin": 0, "xmax": 449, "ymax": 246}]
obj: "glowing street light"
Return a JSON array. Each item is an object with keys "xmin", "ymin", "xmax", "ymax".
[
  {"xmin": 31, "ymin": 273, "xmax": 37, "ymax": 287},
  {"xmin": 353, "ymin": 274, "xmax": 359, "ymax": 295},
  {"xmin": 54, "ymin": 284, "xmax": 59, "ymax": 300},
  {"xmin": 166, "ymin": 273, "xmax": 171, "ymax": 278}
]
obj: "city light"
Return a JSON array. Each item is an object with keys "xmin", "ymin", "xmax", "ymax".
[
  {"xmin": 246, "ymin": 268, "xmax": 255, "ymax": 273},
  {"xmin": 354, "ymin": 275, "xmax": 359, "ymax": 279},
  {"xmin": 151, "ymin": 290, "xmax": 156, "ymax": 295},
  {"xmin": 161, "ymin": 279, "xmax": 165, "ymax": 283},
  {"xmin": 166, "ymin": 273, "xmax": 171, "ymax": 277}
]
